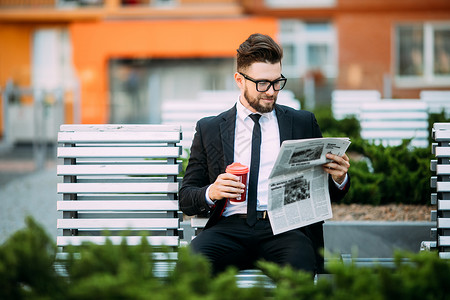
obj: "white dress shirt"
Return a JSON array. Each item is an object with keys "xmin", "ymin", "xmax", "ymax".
[{"xmin": 222, "ymin": 99, "xmax": 280, "ymax": 216}]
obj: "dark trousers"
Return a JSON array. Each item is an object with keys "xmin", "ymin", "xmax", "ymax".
[{"xmin": 190, "ymin": 215, "xmax": 316, "ymax": 275}]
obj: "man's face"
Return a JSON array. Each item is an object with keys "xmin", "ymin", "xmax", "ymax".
[{"xmin": 236, "ymin": 62, "xmax": 282, "ymax": 114}]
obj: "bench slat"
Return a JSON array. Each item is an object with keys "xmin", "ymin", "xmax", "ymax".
[
  {"xmin": 57, "ymin": 182, "xmax": 178, "ymax": 194},
  {"xmin": 434, "ymin": 130, "xmax": 450, "ymax": 142},
  {"xmin": 360, "ymin": 112, "xmax": 428, "ymax": 120},
  {"xmin": 365, "ymin": 139, "xmax": 428, "ymax": 148},
  {"xmin": 434, "ymin": 147, "xmax": 450, "ymax": 157},
  {"xmin": 360, "ymin": 121, "xmax": 428, "ymax": 129},
  {"xmin": 58, "ymin": 131, "xmax": 181, "ymax": 143},
  {"xmin": 57, "ymin": 236, "xmax": 179, "ymax": 247},
  {"xmin": 331, "ymin": 90, "xmax": 381, "ymax": 120},
  {"xmin": 57, "ymin": 147, "xmax": 181, "ymax": 158},
  {"xmin": 57, "ymin": 164, "xmax": 180, "ymax": 176},
  {"xmin": 60, "ymin": 124, "xmax": 181, "ymax": 133},
  {"xmin": 437, "ymin": 218, "xmax": 450, "ymax": 228},
  {"xmin": 361, "ymin": 100, "xmax": 427, "ymax": 110},
  {"xmin": 439, "ymin": 236, "xmax": 450, "ymax": 246},
  {"xmin": 191, "ymin": 217, "xmax": 208, "ymax": 228},
  {"xmin": 437, "ymin": 182, "xmax": 450, "ymax": 192},
  {"xmin": 361, "ymin": 131, "xmax": 428, "ymax": 139},
  {"xmin": 438, "ymin": 200, "xmax": 450, "ymax": 210},
  {"xmin": 57, "ymin": 218, "xmax": 179, "ymax": 230},
  {"xmin": 57, "ymin": 200, "xmax": 179, "ymax": 211}
]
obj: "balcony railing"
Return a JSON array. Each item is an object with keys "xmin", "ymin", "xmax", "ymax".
[
  {"xmin": 0, "ymin": 0, "xmax": 244, "ymax": 22},
  {"xmin": 0, "ymin": 0, "xmax": 243, "ymax": 20},
  {"xmin": 0, "ymin": 0, "xmax": 230, "ymax": 9}
]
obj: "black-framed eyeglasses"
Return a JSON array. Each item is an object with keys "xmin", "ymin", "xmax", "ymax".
[{"xmin": 238, "ymin": 72, "xmax": 287, "ymax": 92}]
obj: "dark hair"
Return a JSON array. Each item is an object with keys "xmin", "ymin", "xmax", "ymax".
[{"xmin": 236, "ymin": 33, "xmax": 283, "ymax": 71}]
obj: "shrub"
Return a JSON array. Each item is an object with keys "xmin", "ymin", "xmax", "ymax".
[
  {"xmin": 344, "ymin": 138, "xmax": 432, "ymax": 205},
  {"xmin": 0, "ymin": 217, "xmax": 66, "ymax": 299},
  {"xmin": 2, "ymin": 217, "xmax": 450, "ymax": 300},
  {"xmin": 313, "ymin": 106, "xmax": 361, "ymax": 139},
  {"xmin": 314, "ymin": 106, "xmax": 445, "ymax": 206}
]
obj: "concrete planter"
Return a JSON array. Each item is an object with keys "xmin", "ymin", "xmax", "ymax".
[{"xmin": 324, "ymin": 221, "xmax": 434, "ymax": 258}]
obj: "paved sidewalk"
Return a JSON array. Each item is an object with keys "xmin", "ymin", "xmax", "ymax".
[
  {"xmin": 0, "ymin": 144, "xmax": 59, "ymax": 244},
  {"xmin": 0, "ymin": 165, "xmax": 59, "ymax": 244}
]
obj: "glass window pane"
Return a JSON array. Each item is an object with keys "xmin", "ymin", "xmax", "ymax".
[
  {"xmin": 280, "ymin": 19, "xmax": 298, "ymax": 33},
  {"xmin": 434, "ymin": 29, "xmax": 450, "ymax": 75},
  {"xmin": 397, "ymin": 26, "xmax": 424, "ymax": 76},
  {"xmin": 307, "ymin": 44, "xmax": 328, "ymax": 69},
  {"xmin": 305, "ymin": 22, "xmax": 331, "ymax": 33},
  {"xmin": 282, "ymin": 44, "xmax": 296, "ymax": 66}
]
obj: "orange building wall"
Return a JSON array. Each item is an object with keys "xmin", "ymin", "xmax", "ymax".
[
  {"xmin": 70, "ymin": 17, "xmax": 278, "ymax": 124},
  {"xmin": 0, "ymin": 24, "xmax": 33, "ymax": 135},
  {"xmin": 336, "ymin": 11, "xmax": 450, "ymax": 98}
]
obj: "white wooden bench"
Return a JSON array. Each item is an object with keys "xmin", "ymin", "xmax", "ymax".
[
  {"xmin": 56, "ymin": 124, "xmax": 183, "ymax": 275},
  {"xmin": 420, "ymin": 91, "xmax": 450, "ymax": 118},
  {"xmin": 359, "ymin": 100, "xmax": 429, "ymax": 148},
  {"xmin": 161, "ymin": 89, "xmax": 301, "ymax": 152},
  {"xmin": 331, "ymin": 90, "xmax": 381, "ymax": 120},
  {"xmin": 429, "ymin": 123, "xmax": 450, "ymax": 259}
]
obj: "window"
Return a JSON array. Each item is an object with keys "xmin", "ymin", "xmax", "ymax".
[
  {"xmin": 265, "ymin": 0, "xmax": 335, "ymax": 8},
  {"xmin": 434, "ymin": 28, "xmax": 450, "ymax": 76},
  {"xmin": 151, "ymin": 0, "xmax": 177, "ymax": 7},
  {"xmin": 279, "ymin": 19, "xmax": 336, "ymax": 79},
  {"xmin": 395, "ymin": 23, "xmax": 450, "ymax": 87}
]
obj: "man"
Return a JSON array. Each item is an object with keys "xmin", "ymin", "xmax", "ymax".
[{"xmin": 179, "ymin": 33, "xmax": 350, "ymax": 275}]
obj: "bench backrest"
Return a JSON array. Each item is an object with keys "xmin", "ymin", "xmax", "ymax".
[
  {"xmin": 331, "ymin": 90, "xmax": 381, "ymax": 120},
  {"xmin": 56, "ymin": 124, "xmax": 183, "ymax": 251},
  {"xmin": 429, "ymin": 122, "xmax": 450, "ymax": 259},
  {"xmin": 359, "ymin": 100, "xmax": 429, "ymax": 148},
  {"xmin": 420, "ymin": 91, "xmax": 450, "ymax": 117},
  {"xmin": 161, "ymin": 90, "xmax": 300, "ymax": 152}
]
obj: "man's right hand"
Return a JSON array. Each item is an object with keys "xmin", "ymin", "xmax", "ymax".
[{"xmin": 208, "ymin": 173, "xmax": 245, "ymax": 202}]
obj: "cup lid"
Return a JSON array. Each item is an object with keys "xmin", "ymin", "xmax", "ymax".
[{"xmin": 225, "ymin": 162, "xmax": 249, "ymax": 175}]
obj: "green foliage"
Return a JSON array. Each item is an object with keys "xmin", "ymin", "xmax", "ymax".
[
  {"xmin": 343, "ymin": 158, "xmax": 384, "ymax": 205},
  {"xmin": 179, "ymin": 148, "xmax": 190, "ymax": 178},
  {"xmin": 64, "ymin": 237, "xmax": 161, "ymax": 300},
  {"xmin": 2, "ymin": 218, "xmax": 450, "ymax": 299},
  {"xmin": 313, "ymin": 106, "xmax": 361, "ymax": 139},
  {"xmin": 313, "ymin": 106, "xmax": 444, "ymax": 205},
  {"xmin": 0, "ymin": 217, "xmax": 66, "ymax": 300},
  {"xmin": 344, "ymin": 138, "xmax": 432, "ymax": 205},
  {"xmin": 260, "ymin": 251, "xmax": 450, "ymax": 300}
]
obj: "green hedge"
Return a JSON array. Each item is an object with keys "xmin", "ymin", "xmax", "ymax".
[
  {"xmin": 314, "ymin": 107, "xmax": 450, "ymax": 206},
  {"xmin": 2, "ymin": 218, "xmax": 450, "ymax": 300}
]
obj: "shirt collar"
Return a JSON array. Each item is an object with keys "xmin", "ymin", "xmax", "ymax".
[{"xmin": 236, "ymin": 96, "xmax": 276, "ymax": 122}]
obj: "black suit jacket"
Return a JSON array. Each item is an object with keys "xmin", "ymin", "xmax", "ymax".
[{"xmin": 179, "ymin": 103, "xmax": 350, "ymax": 273}]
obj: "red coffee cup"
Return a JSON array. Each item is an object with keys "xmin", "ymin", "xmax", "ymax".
[{"xmin": 225, "ymin": 162, "xmax": 249, "ymax": 202}]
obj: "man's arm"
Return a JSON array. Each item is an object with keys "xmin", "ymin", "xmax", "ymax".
[
  {"xmin": 179, "ymin": 121, "xmax": 213, "ymax": 216},
  {"xmin": 179, "ymin": 118, "xmax": 244, "ymax": 216}
]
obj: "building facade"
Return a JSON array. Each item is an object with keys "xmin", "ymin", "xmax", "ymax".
[{"xmin": 0, "ymin": 0, "xmax": 449, "ymax": 139}]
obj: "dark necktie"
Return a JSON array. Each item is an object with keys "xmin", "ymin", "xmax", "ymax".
[{"xmin": 247, "ymin": 114, "xmax": 261, "ymax": 226}]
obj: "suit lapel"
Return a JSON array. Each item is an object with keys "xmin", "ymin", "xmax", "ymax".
[
  {"xmin": 275, "ymin": 105, "xmax": 293, "ymax": 144},
  {"xmin": 219, "ymin": 105, "xmax": 237, "ymax": 169}
]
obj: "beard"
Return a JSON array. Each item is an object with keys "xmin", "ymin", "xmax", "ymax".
[{"xmin": 243, "ymin": 88, "xmax": 277, "ymax": 113}]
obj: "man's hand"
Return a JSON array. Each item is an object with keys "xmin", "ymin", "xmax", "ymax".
[
  {"xmin": 208, "ymin": 173, "xmax": 246, "ymax": 202},
  {"xmin": 323, "ymin": 153, "xmax": 350, "ymax": 185}
]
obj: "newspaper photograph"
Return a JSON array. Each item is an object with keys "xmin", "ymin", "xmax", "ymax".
[{"xmin": 268, "ymin": 137, "xmax": 351, "ymax": 235}]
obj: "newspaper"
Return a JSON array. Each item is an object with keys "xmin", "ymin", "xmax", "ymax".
[{"xmin": 267, "ymin": 137, "xmax": 351, "ymax": 235}]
